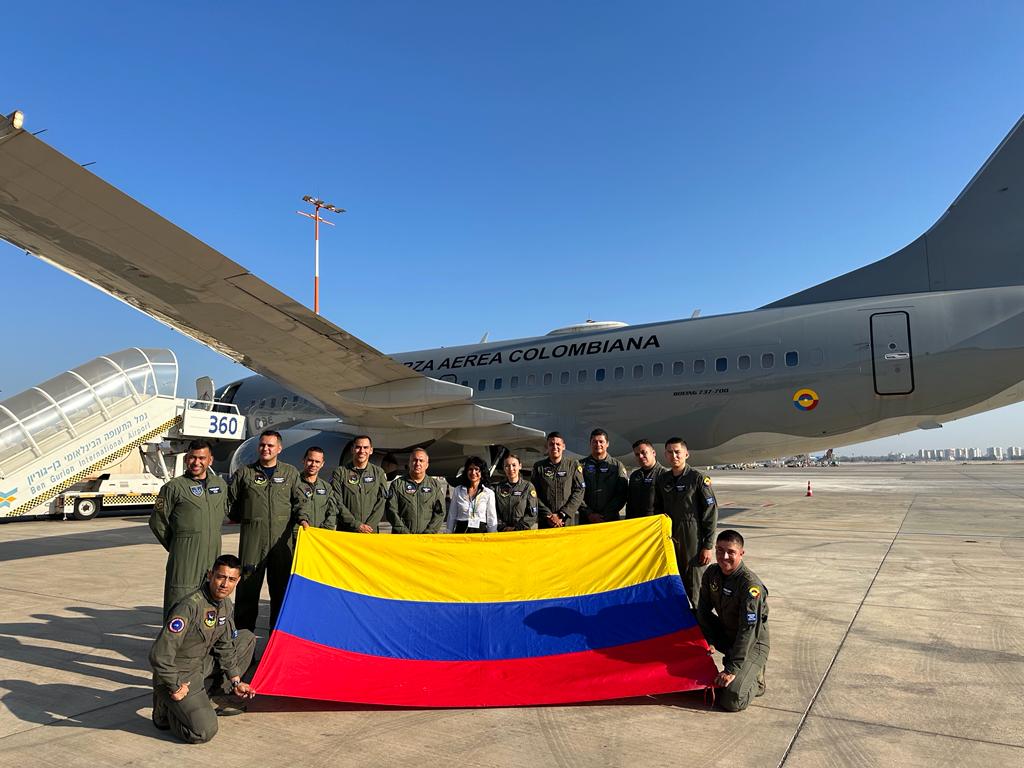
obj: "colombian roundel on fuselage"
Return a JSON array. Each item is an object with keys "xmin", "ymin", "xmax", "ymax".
[{"xmin": 793, "ymin": 388, "xmax": 819, "ymax": 411}]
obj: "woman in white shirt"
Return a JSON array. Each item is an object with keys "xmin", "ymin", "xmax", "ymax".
[{"xmin": 446, "ymin": 456, "xmax": 498, "ymax": 533}]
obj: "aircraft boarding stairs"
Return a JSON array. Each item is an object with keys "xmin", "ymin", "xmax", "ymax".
[{"xmin": 0, "ymin": 348, "xmax": 244, "ymax": 519}]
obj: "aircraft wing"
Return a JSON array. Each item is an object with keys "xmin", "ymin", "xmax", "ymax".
[{"xmin": 0, "ymin": 112, "xmax": 543, "ymax": 447}]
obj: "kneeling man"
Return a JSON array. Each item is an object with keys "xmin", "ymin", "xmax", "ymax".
[
  {"xmin": 149, "ymin": 554, "xmax": 257, "ymax": 743},
  {"xmin": 696, "ymin": 529, "xmax": 769, "ymax": 712}
]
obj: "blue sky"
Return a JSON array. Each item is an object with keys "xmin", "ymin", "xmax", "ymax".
[{"xmin": 3, "ymin": 2, "xmax": 1024, "ymax": 454}]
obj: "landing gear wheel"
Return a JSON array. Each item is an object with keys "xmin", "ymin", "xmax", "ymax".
[{"xmin": 73, "ymin": 498, "xmax": 100, "ymax": 521}]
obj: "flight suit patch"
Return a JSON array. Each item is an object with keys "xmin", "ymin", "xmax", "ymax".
[
  {"xmin": 304, "ymin": 490, "xmax": 313, "ymax": 498},
  {"xmin": 585, "ymin": 464, "xmax": 596, "ymax": 472},
  {"xmin": 421, "ymin": 486, "xmax": 433, "ymax": 493},
  {"xmin": 704, "ymin": 476, "xmax": 712, "ymax": 486},
  {"xmin": 204, "ymin": 610, "xmax": 217, "ymax": 628},
  {"xmin": 512, "ymin": 490, "xmax": 522, "ymax": 496},
  {"xmin": 272, "ymin": 477, "xmax": 285, "ymax": 484},
  {"xmin": 154, "ymin": 497, "xmax": 165, "ymax": 513},
  {"xmin": 217, "ymin": 616, "xmax": 227, "ymax": 626},
  {"xmin": 748, "ymin": 585, "xmax": 761, "ymax": 598},
  {"xmin": 348, "ymin": 474, "xmax": 359, "ymax": 484},
  {"xmin": 405, "ymin": 484, "xmax": 416, "ymax": 494},
  {"xmin": 254, "ymin": 474, "xmax": 267, "ymax": 485},
  {"xmin": 499, "ymin": 488, "xmax": 511, "ymax": 498},
  {"xmin": 315, "ymin": 488, "xmax": 327, "ymax": 495},
  {"xmin": 556, "ymin": 471, "xmax": 566, "ymax": 477},
  {"xmin": 599, "ymin": 466, "xmax": 609, "ymax": 473},
  {"xmin": 208, "ymin": 486, "xmax": 221, "ymax": 494},
  {"xmin": 529, "ymin": 489, "xmax": 537, "ymax": 497},
  {"xmin": 746, "ymin": 612, "xmax": 757, "ymax": 624},
  {"xmin": 190, "ymin": 485, "xmax": 203, "ymax": 496},
  {"xmin": 543, "ymin": 467, "xmax": 554, "ymax": 477},
  {"xmin": 363, "ymin": 475, "xmax": 375, "ymax": 482},
  {"xmin": 168, "ymin": 617, "xmax": 186, "ymax": 633},
  {"xmin": 710, "ymin": 580, "xmax": 720, "ymax": 593}
]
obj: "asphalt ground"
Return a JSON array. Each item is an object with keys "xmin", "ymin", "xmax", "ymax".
[{"xmin": 0, "ymin": 463, "xmax": 1021, "ymax": 767}]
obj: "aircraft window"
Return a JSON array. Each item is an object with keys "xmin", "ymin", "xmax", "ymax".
[
  {"xmin": 652, "ymin": 363, "xmax": 664, "ymax": 377},
  {"xmin": 558, "ymin": 371, "xmax": 568, "ymax": 385},
  {"xmin": 494, "ymin": 378, "xmax": 503, "ymax": 390},
  {"xmin": 270, "ymin": 398, "xmax": 277, "ymax": 408},
  {"xmin": 292, "ymin": 396, "xmax": 299, "ymax": 403},
  {"xmin": 786, "ymin": 351, "xmax": 799, "ymax": 367},
  {"xmin": 249, "ymin": 400, "xmax": 256, "ymax": 408},
  {"xmin": 596, "ymin": 368, "xmax": 606, "ymax": 381},
  {"xmin": 715, "ymin": 357, "xmax": 727, "ymax": 373},
  {"xmin": 478, "ymin": 379, "xmax": 487, "ymax": 391},
  {"xmin": 673, "ymin": 361, "xmax": 684, "ymax": 375},
  {"xmin": 577, "ymin": 370, "xmax": 587, "ymax": 383},
  {"xmin": 527, "ymin": 374, "xmax": 537, "ymax": 386},
  {"xmin": 693, "ymin": 359, "xmax": 706, "ymax": 374},
  {"xmin": 614, "ymin": 366, "xmax": 624, "ymax": 380},
  {"xmin": 543, "ymin": 373, "xmax": 553, "ymax": 386},
  {"xmin": 738, "ymin": 355, "xmax": 750, "ymax": 370},
  {"xmin": 461, "ymin": 380, "xmax": 469, "ymax": 387},
  {"xmin": 761, "ymin": 353, "xmax": 775, "ymax": 368},
  {"xmin": 259, "ymin": 399, "xmax": 266, "ymax": 408},
  {"xmin": 633, "ymin": 365, "xmax": 644, "ymax": 379},
  {"xmin": 510, "ymin": 376, "xmax": 519, "ymax": 388}
]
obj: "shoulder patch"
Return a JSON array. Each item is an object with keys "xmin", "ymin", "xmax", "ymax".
[
  {"xmin": 704, "ymin": 476, "xmax": 712, "ymax": 485},
  {"xmin": 748, "ymin": 585, "xmax": 761, "ymax": 598},
  {"xmin": 576, "ymin": 465, "xmax": 583, "ymax": 473},
  {"xmin": 167, "ymin": 616, "xmax": 186, "ymax": 633},
  {"xmin": 530, "ymin": 489, "xmax": 536, "ymax": 497}
]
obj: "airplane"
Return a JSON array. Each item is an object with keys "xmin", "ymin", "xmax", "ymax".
[{"xmin": 2, "ymin": 108, "xmax": 1024, "ymax": 476}]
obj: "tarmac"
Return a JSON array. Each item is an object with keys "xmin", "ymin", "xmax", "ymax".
[{"xmin": 0, "ymin": 463, "xmax": 1021, "ymax": 767}]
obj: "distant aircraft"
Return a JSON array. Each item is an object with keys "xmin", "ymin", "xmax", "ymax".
[{"xmin": 2, "ymin": 109, "xmax": 1023, "ymax": 474}]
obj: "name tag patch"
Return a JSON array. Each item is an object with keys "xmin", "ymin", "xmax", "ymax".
[
  {"xmin": 315, "ymin": 488, "xmax": 327, "ymax": 495},
  {"xmin": 208, "ymin": 486, "xmax": 222, "ymax": 494},
  {"xmin": 272, "ymin": 477, "xmax": 285, "ymax": 484}
]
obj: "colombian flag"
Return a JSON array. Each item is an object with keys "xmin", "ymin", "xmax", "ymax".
[{"xmin": 251, "ymin": 516, "xmax": 716, "ymax": 706}]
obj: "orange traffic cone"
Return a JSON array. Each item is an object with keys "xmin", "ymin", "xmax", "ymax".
[{"xmin": 805, "ymin": 481, "xmax": 813, "ymax": 497}]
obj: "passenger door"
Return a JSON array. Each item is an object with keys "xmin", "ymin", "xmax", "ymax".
[{"xmin": 870, "ymin": 311, "xmax": 914, "ymax": 395}]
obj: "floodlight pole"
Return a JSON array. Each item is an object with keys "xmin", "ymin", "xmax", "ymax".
[{"xmin": 297, "ymin": 196, "xmax": 345, "ymax": 314}]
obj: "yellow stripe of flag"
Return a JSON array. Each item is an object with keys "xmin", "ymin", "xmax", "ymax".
[{"xmin": 293, "ymin": 515, "xmax": 677, "ymax": 604}]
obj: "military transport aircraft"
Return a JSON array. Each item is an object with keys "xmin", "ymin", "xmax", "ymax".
[{"xmin": 1, "ymin": 109, "xmax": 1023, "ymax": 473}]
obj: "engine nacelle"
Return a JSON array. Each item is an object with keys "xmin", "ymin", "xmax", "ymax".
[{"xmin": 229, "ymin": 427, "xmax": 360, "ymax": 476}]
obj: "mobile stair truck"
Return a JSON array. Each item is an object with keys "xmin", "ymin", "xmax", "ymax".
[{"xmin": 0, "ymin": 348, "xmax": 244, "ymax": 521}]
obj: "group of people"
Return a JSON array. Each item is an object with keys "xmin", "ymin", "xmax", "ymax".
[{"xmin": 146, "ymin": 428, "xmax": 770, "ymax": 742}]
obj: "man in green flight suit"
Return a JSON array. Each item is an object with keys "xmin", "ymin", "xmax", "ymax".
[
  {"xmin": 579, "ymin": 428, "xmax": 629, "ymax": 524},
  {"xmin": 653, "ymin": 437, "xmax": 717, "ymax": 607},
  {"xmin": 296, "ymin": 446, "xmax": 337, "ymax": 540},
  {"xmin": 625, "ymin": 439, "xmax": 667, "ymax": 519},
  {"xmin": 532, "ymin": 432, "xmax": 585, "ymax": 528},
  {"xmin": 150, "ymin": 554, "xmax": 256, "ymax": 743},
  {"xmin": 228, "ymin": 430, "xmax": 308, "ymax": 632},
  {"xmin": 385, "ymin": 447, "xmax": 446, "ymax": 534},
  {"xmin": 331, "ymin": 435, "xmax": 388, "ymax": 533},
  {"xmin": 150, "ymin": 439, "xmax": 228, "ymax": 617},
  {"xmin": 696, "ymin": 529, "xmax": 770, "ymax": 712}
]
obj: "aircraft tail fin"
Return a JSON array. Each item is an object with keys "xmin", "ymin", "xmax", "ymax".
[{"xmin": 766, "ymin": 114, "xmax": 1024, "ymax": 308}]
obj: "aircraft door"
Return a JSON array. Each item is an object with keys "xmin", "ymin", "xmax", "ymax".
[{"xmin": 870, "ymin": 311, "xmax": 914, "ymax": 395}]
